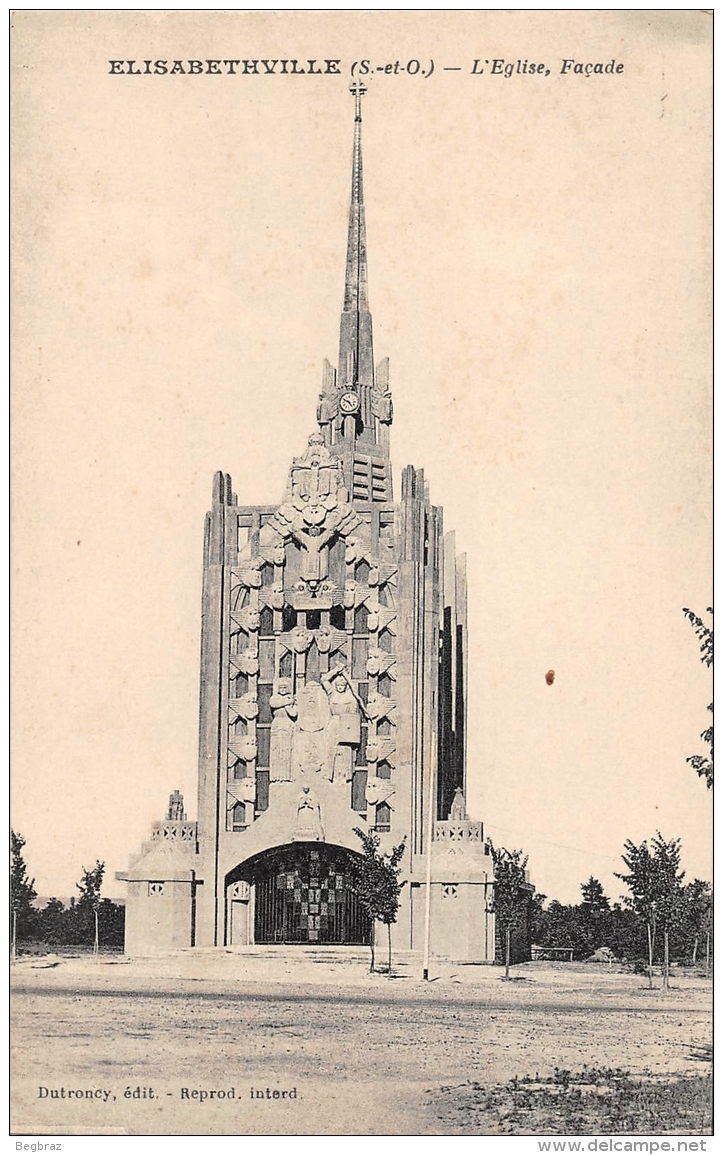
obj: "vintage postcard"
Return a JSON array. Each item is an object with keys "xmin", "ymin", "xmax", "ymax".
[{"xmin": 11, "ymin": 9, "xmax": 712, "ymax": 1140}]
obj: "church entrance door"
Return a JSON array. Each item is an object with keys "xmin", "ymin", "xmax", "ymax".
[{"xmin": 249, "ymin": 843, "xmax": 370, "ymax": 945}]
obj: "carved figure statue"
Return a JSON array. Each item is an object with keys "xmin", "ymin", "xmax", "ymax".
[
  {"xmin": 317, "ymin": 390, "xmax": 339, "ymax": 427},
  {"xmin": 321, "ymin": 664, "xmax": 361, "ymax": 783},
  {"xmin": 293, "ymin": 785, "xmax": 324, "ymax": 842},
  {"xmin": 288, "ymin": 665, "xmax": 362, "ymax": 782},
  {"xmin": 269, "ymin": 680, "xmax": 298, "ymax": 783},
  {"xmin": 293, "ymin": 682, "xmax": 332, "ymax": 777}
]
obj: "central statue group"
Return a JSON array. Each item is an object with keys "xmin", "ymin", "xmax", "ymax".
[{"xmin": 269, "ymin": 663, "xmax": 362, "ymax": 785}]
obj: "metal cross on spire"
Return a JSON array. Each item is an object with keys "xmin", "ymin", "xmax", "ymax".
[{"xmin": 350, "ymin": 79, "xmax": 367, "ymax": 122}]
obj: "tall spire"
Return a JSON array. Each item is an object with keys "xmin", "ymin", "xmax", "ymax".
[
  {"xmin": 316, "ymin": 85, "xmax": 393, "ymax": 504},
  {"xmin": 338, "ymin": 81, "xmax": 374, "ymax": 391}
]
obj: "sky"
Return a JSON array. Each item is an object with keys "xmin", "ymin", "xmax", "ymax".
[{"xmin": 12, "ymin": 10, "xmax": 712, "ymax": 906}]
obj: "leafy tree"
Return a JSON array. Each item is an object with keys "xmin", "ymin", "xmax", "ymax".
[
  {"xmin": 616, "ymin": 839, "xmax": 660, "ymax": 988},
  {"xmin": 487, "ymin": 841, "xmax": 529, "ymax": 978},
  {"xmin": 675, "ymin": 879, "xmax": 712, "ymax": 967},
  {"xmin": 683, "ymin": 606, "xmax": 713, "ymax": 667},
  {"xmin": 37, "ymin": 898, "xmax": 67, "ymax": 946},
  {"xmin": 76, "ymin": 860, "xmax": 105, "ymax": 908},
  {"xmin": 650, "ymin": 833, "xmax": 685, "ymax": 989},
  {"xmin": 682, "ymin": 607, "xmax": 713, "ymax": 789},
  {"xmin": 535, "ymin": 899, "xmax": 573, "ymax": 952},
  {"xmin": 10, "ymin": 831, "xmax": 37, "ymax": 948},
  {"xmin": 605, "ymin": 903, "xmax": 646, "ymax": 963},
  {"xmin": 576, "ymin": 877, "xmax": 613, "ymax": 957},
  {"xmin": 528, "ymin": 871, "xmax": 706, "ymax": 972},
  {"xmin": 352, "ymin": 829, "xmax": 407, "ymax": 974},
  {"xmin": 97, "ymin": 898, "xmax": 125, "ymax": 949},
  {"xmin": 701, "ymin": 889, "xmax": 713, "ymax": 976},
  {"xmin": 76, "ymin": 860, "xmax": 105, "ymax": 956},
  {"xmin": 533, "ymin": 896, "xmax": 600, "ymax": 960},
  {"xmin": 533, "ymin": 891, "xmax": 649, "ymax": 964},
  {"xmin": 529, "ymin": 890, "xmax": 548, "ymax": 944},
  {"xmin": 32, "ymin": 893, "xmax": 125, "ymax": 951},
  {"xmin": 616, "ymin": 834, "xmax": 685, "ymax": 988},
  {"xmin": 581, "ymin": 876, "xmax": 610, "ymax": 913}
]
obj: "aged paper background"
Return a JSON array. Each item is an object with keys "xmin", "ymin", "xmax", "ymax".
[{"xmin": 11, "ymin": 7, "xmax": 711, "ymax": 1136}]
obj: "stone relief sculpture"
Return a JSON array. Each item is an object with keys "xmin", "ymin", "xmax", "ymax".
[
  {"xmin": 227, "ymin": 777, "xmax": 256, "ymax": 807},
  {"xmin": 235, "ymin": 608, "xmax": 260, "ymax": 634},
  {"xmin": 230, "ymin": 736, "xmax": 258, "ymax": 763},
  {"xmin": 232, "ymin": 653, "xmax": 259, "ymax": 678},
  {"xmin": 365, "ymin": 692, "xmax": 396, "ymax": 721},
  {"xmin": 238, "ymin": 558, "xmax": 264, "ymax": 589},
  {"xmin": 269, "ymin": 680, "xmax": 298, "ymax": 783},
  {"xmin": 267, "ymin": 581, "xmax": 285, "ymax": 610},
  {"xmin": 236, "ymin": 692, "xmax": 259, "ymax": 722},
  {"xmin": 268, "ymin": 434, "xmax": 360, "ymax": 595},
  {"xmin": 370, "ymin": 386, "xmax": 393, "ymax": 423},
  {"xmin": 367, "ymin": 646, "xmax": 395, "ymax": 678},
  {"xmin": 365, "ymin": 777, "xmax": 395, "ymax": 807},
  {"xmin": 316, "ymin": 625, "xmax": 332, "ymax": 655}
]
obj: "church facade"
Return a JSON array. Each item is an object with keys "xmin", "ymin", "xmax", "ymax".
[{"xmin": 118, "ymin": 90, "xmax": 505, "ymax": 962}]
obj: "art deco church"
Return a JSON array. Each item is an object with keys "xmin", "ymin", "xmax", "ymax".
[{"xmin": 119, "ymin": 90, "xmax": 499, "ymax": 961}]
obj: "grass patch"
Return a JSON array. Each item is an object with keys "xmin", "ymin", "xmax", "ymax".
[{"xmin": 430, "ymin": 1066, "xmax": 712, "ymax": 1134}]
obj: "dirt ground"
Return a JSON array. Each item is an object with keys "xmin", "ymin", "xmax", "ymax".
[{"xmin": 10, "ymin": 949, "xmax": 712, "ymax": 1135}]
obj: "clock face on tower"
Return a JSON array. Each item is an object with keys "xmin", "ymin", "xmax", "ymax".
[{"xmin": 339, "ymin": 391, "xmax": 360, "ymax": 415}]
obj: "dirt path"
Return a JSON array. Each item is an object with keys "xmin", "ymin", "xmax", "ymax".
[{"xmin": 11, "ymin": 961, "xmax": 712, "ymax": 1134}]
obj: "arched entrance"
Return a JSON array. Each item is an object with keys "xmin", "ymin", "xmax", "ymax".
[{"xmin": 226, "ymin": 843, "xmax": 371, "ymax": 946}]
